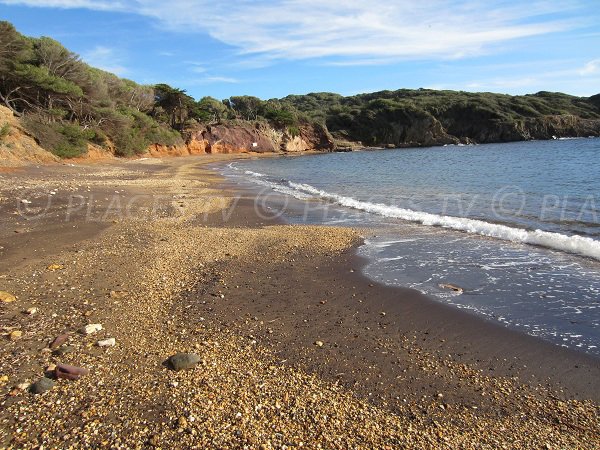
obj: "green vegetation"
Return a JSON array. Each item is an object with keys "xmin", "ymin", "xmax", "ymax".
[
  {"xmin": 1, "ymin": 20, "xmax": 599, "ymax": 157},
  {"xmin": 0, "ymin": 122, "xmax": 10, "ymax": 140},
  {"xmin": 281, "ymin": 89, "xmax": 600, "ymax": 145}
]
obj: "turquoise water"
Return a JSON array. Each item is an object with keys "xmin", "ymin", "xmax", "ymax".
[{"xmin": 221, "ymin": 138, "xmax": 600, "ymax": 356}]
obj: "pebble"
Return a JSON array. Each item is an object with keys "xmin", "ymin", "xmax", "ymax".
[
  {"xmin": 9, "ymin": 330, "xmax": 23, "ymax": 341},
  {"xmin": 30, "ymin": 377, "xmax": 55, "ymax": 394},
  {"xmin": 97, "ymin": 337, "xmax": 116, "ymax": 347},
  {"xmin": 25, "ymin": 307, "xmax": 37, "ymax": 315},
  {"xmin": 53, "ymin": 345, "xmax": 75, "ymax": 356},
  {"xmin": 55, "ymin": 363, "xmax": 90, "ymax": 380},
  {"xmin": 47, "ymin": 264, "xmax": 64, "ymax": 271},
  {"xmin": 50, "ymin": 333, "xmax": 70, "ymax": 349},
  {"xmin": 0, "ymin": 291, "xmax": 16, "ymax": 303},
  {"xmin": 314, "ymin": 341, "xmax": 324, "ymax": 347},
  {"xmin": 81, "ymin": 323, "xmax": 103, "ymax": 335},
  {"xmin": 167, "ymin": 352, "xmax": 202, "ymax": 371}
]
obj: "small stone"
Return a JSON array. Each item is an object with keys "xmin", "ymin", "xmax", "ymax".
[
  {"xmin": 178, "ymin": 416, "xmax": 188, "ymax": 428},
  {"xmin": 437, "ymin": 393, "xmax": 444, "ymax": 398},
  {"xmin": 167, "ymin": 352, "xmax": 201, "ymax": 371},
  {"xmin": 55, "ymin": 363, "xmax": 89, "ymax": 380},
  {"xmin": 17, "ymin": 382, "xmax": 30, "ymax": 390},
  {"xmin": 314, "ymin": 341, "xmax": 324, "ymax": 347},
  {"xmin": 81, "ymin": 323, "xmax": 102, "ymax": 335},
  {"xmin": 30, "ymin": 377, "xmax": 55, "ymax": 394},
  {"xmin": 47, "ymin": 264, "xmax": 64, "ymax": 271},
  {"xmin": 110, "ymin": 290, "xmax": 128, "ymax": 299},
  {"xmin": 25, "ymin": 307, "xmax": 37, "ymax": 315},
  {"xmin": 97, "ymin": 337, "xmax": 116, "ymax": 347},
  {"xmin": 53, "ymin": 345, "xmax": 75, "ymax": 356},
  {"xmin": 50, "ymin": 333, "xmax": 70, "ymax": 349},
  {"xmin": 439, "ymin": 283, "xmax": 464, "ymax": 294},
  {"xmin": 0, "ymin": 375, "xmax": 8, "ymax": 384},
  {"xmin": 9, "ymin": 330, "xmax": 22, "ymax": 341},
  {"xmin": 0, "ymin": 291, "xmax": 16, "ymax": 303}
]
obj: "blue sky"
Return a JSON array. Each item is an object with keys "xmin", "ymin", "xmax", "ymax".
[{"xmin": 1, "ymin": 0, "xmax": 599, "ymax": 101}]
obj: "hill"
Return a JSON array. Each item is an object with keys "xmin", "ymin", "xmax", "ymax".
[{"xmin": 1, "ymin": 20, "xmax": 599, "ymax": 162}]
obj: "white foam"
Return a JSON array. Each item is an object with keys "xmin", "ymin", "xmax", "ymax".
[
  {"xmin": 287, "ymin": 181, "xmax": 600, "ymax": 261},
  {"xmin": 244, "ymin": 170, "xmax": 266, "ymax": 177}
]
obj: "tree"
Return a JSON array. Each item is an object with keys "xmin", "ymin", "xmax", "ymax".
[
  {"xmin": 229, "ymin": 95, "xmax": 263, "ymax": 120},
  {"xmin": 195, "ymin": 96, "xmax": 229, "ymax": 123},
  {"xmin": 153, "ymin": 83, "xmax": 195, "ymax": 129}
]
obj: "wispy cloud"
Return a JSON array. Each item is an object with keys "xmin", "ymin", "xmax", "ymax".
[
  {"xmin": 579, "ymin": 59, "xmax": 600, "ymax": 75},
  {"xmin": 192, "ymin": 76, "xmax": 239, "ymax": 84},
  {"xmin": 82, "ymin": 45, "xmax": 128, "ymax": 75},
  {"xmin": 0, "ymin": 0, "xmax": 586, "ymax": 65}
]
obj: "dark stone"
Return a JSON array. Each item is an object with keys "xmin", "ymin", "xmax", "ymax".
[
  {"xmin": 167, "ymin": 352, "xmax": 201, "ymax": 371},
  {"xmin": 55, "ymin": 363, "xmax": 89, "ymax": 380},
  {"xmin": 52, "ymin": 345, "xmax": 75, "ymax": 356},
  {"xmin": 30, "ymin": 377, "xmax": 55, "ymax": 394}
]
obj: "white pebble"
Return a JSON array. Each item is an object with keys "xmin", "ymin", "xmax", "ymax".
[
  {"xmin": 82, "ymin": 323, "xmax": 103, "ymax": 335},
  {"xmin": 97, "ymin": 337, "xmax": 116, "ymax": 347}
]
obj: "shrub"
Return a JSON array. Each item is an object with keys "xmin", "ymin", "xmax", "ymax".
[
  {"xmin": 0, "ymin": 122, "xmax": 10, "ymax": 140},
  {"xmin": 22, "ymin": 115, "xmax": 90, "ymax": 158},
  {"xmin": 287, "ymin": 125, "xmax": 300, "ymax": 137}
]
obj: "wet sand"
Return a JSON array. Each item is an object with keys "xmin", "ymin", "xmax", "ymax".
[{"xmin": 0, "ymin": 156, "xmax": 598, "ymax": 448}]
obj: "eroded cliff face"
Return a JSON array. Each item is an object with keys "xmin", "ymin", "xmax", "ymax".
[
  {"xmin": 439, "ymin": 110, "xmax": 600, "ymax": 144},
  {"xmin": 184, "ymin": 121, "xmax": 335, "ymax": 154}
]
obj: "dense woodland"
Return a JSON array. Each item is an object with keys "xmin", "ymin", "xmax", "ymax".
[{"xmin": 1, "ymin": 20, "xmax": 599, "ymax": 157}]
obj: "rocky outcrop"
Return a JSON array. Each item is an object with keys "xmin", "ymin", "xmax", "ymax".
[
  {"xmin": 281, "ymin": 123, "xmax": 335, "ymax": 152},
  {"xmin": 520, "ymin": 115, "xmax": 600, "ymax": 140},
  {"xmin": 184, "ymin": 121, "xmax": 335, "ymax": 154},
  {"xmin": 440, "ymin": 109, "xmax": 600, "ymax": 144}
]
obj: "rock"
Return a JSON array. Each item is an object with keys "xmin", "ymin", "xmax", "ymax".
[
  {"xmin": 110, "ymin": 290, "xmax": 128, "ymax": 299},
  {"xmin": 0, "ymin": 374, "xmax": 8, "ymax": 384},
  {"xmin": 52, "ymin": 345, "xmax": 75, "ymax": 356},
  {"xmin": 178, "ymin": 416, "xmax": 188, "ymax": 428},
  {"xmin": 167, "ymin": 352, "xmax": 202, "ymax": 371},
  {"xmin": 17, "ymin": 382, "xmax": 30, "ymax": 390},
  {"xmin": 55, "ymin": 363, "xmax": 89, "ymax": 380},
  {"xmin": 25, "ymin": 307, "xmax": 37, "ymax": 315},
  {"xmin": 9, "ymin": 330, "xmax": 22, "ymax": 341},
  {"xmin": 439, "ymin": 283, "xmax": 464, "ymax": 294},
  {"xmin": 314, "ymin": 341, "xmax": 324, "ymax": 347},
  {"xmin": 0, "ymin": 291, "xmax": 16, "ymax": 303},
  {"xmin": 97, "ymin": 337, "xmax": 116, "ymax": 347},
  {"xmin": 81, "ymin": 323, "xmax": 102, "ymax": 335},
  {"xmin": 50, "ymin": 333, "xmax": 70, "ymax": 349},
  {"xmin": 30, "ymin": 377, "xmax": 55, "ymax": 394},
  {"xmin": 46, "ymin": 264, "xmax": 64, "ymax": 271}
]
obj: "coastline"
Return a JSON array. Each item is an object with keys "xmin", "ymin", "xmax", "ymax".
[{"xmin": 1, "ymin": 156, "xmax": 599, "ymax": 448}]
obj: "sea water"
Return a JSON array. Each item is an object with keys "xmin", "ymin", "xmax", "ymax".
[{"xmin": 219, "ymin": 138, "xmax": 600, "ymax": 356}]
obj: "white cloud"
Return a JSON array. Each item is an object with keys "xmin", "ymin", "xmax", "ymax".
[
  {"xmin": 82, "ymin": 45, "xmax": 128, "ymax": 75},
  {"xmin": 192, "ymin": 76, "xmax": 239, "ymax": 84},
  {"xmin": 0, "ymin": 0, "xmax": 585, "ymax": 64},
  {"xmin": 579, "ymin": 59, "xmax": 600, "ymax": 76}
]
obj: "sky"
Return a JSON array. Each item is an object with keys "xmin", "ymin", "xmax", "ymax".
[{"xmin": 0, "ymin": 0, "xmax": 599, "ymax": 101}]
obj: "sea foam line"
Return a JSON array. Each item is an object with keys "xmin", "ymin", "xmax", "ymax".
[{"xmin": 286, "ymin": 181, "xmax": 600, "ymax": 261}]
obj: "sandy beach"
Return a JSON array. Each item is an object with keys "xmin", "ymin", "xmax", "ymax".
[{"xmin": 1, "ymin": 155, "xmax": 599, "ymax": 448}]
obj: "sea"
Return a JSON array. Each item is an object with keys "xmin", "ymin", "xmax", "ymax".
[{"xmin": 218, "ymin": 138, "xmax": 600, "ymax": 357}]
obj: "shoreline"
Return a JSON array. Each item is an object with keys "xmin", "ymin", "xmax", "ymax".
[
  {"xmin": 0, "ymin": 156, "xmax": 598, "ymax": 447},
  {"xmin": 209, "ymin": 168, "xmax": 600, "ymax": 402}
]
